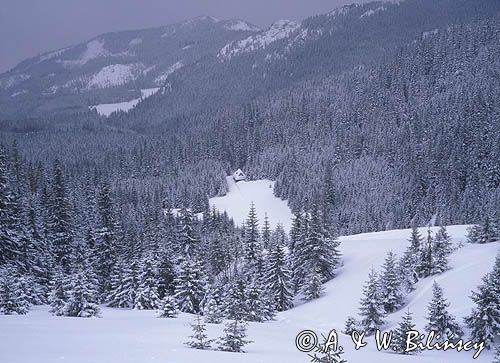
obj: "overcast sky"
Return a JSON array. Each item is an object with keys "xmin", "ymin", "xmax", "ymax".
[{"xmin": 0, "ymin": 0, "xmax": 368, "ymax": 73}]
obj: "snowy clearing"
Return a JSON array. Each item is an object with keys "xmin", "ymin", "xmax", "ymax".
[
  {"xmin": 209, "ymin": 176, "xmax": 294, "ymax": 231},
  {"xmin": 0, "ymin": 227, "xmax": 497, "ymax": 363}
]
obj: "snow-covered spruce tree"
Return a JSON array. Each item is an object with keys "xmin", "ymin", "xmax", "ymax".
[
  {"xmin": 158, "ymin": 295, "xmax": 178, "ymax": 318},
  {"xmin": 417, "ymin": 230, "xmax": 434, "ymax": 278},
  {"xmin": 343, "ymin": 316, "xmax": 359, "ymax": 335},
  {"xmin": 290, "ymin": 212, "xmax": 307, "ymax": 293},
  {"xmin": 224, "ymin": 278, "xmax": 248, "ymax": 320},
  {"xmin": 306, "ymin": 204, "xmax": 340, "ymax": 282},
  {"xmin": 186, "ymin": 314, "xmax": 213, "ymax": 350},
  {"xmin": 271, "ymin": 223, "xmax": 288, "ymax": 249},
  {"xmin": 108, "ymin": 259, "xmax": 140, "ymax": 308},
  {"xmin": 464, "ymin": 253, "xmax": 499, "ymax": 348},
  {"xmin": 245, "ymin": 276, "xmax": 275, "ymax": 322},
  {"xmin": 49, "ymin": 268, "xmax": 69, "ymax": 315},
  {"xmin": 0, "ymin": 147, "xmax": 22, "ymax": 268},
  {"xmin": 467, "ymin": 216, "xmax": 499, "ymax": 244},
  {"xmin": 46, "ymin": 160, "xmax": 74, "ymax": 273},
  {"xmin": 156, "ymin": 250, "xmax": 175, "ymax": 299},
  {"xmin": 261, "ymin": 213, "xmax": 271, "ymax": 250},
  {"xmin": 203, "ymin": 285, "xmax": 225, "ymax": 324},
  {"xmin": 218, "ymin": 318, "xmax": 252, "ymax": 353},
  {"xmin": 176, "ymin": 207, "xmax": 201, "ymax": 258},
  {"xmin": 432, "ymin": 227, "xmax": 451, "ymax": 274},
  {"xmin": 425, "ymin": 281, "xmax": 463, "ymax": 342},
  {"xmin": 302, "ymin": 269, "xmax": 325, "ymax": 301},
  {"xmin": 398, "ymin": 250, "xmax": 418, "ymax": 293},
  {"xmin": 134, "ymin": 255, "xmax": 160, "ymax": 310},
  {"xmin": 379, "ymin": 251, "xmax": 404, "ymax": 313},
  {"xmin": 174, "ymin": 257, "xmax": 206, "ymax": 314},
  {"xmin": 391, "ymin": 309, "xmax": 420, "ymax": 355},
  {"xmin": 493, "ymin": 346, "xmax": 500, "ymax": 363},
  {"xmin": 265, "ymin": 243, "xmax": 293, "ymax": 311},
  {"xmin": 243, "ymin": 202, "xmax": 263, "ymax": 273},
  {"xmin": 62, "ymin": 267, "xmax": 100, "ymax": 318},
  {"xmin": 94, "ymin": 181, "xmax": 119, "ymax": 299},
  {"xmin": 359, "ymin": 268, "xmax": 385, "ymax": 335},
  {"xmin": 0, "ymin": 267, "xmax": 31, "ymax": 315},
  {"xmin": 408, "ymin": 227, "xmax": 423, "ymax": 262}
]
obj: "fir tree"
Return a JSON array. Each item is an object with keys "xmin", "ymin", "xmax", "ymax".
[
  {"xmin": 0, "ymin": 147, "xmax": 21, "ymax": 267},
  {"xmin": 245, "ymin": 277, "xmax": 275, "ymax": 322},
  {"xmin": 156, "ymin": 250, "xmax": 175, "ymax": 299},
  {"xmin": 224, "ymin": 278, "xmax": 248, "ymax": 320},
  {"xmin": 108, "ymin": 259, "xmax": 139, "ymax": 308},
  {"xmin": 174, "ymin": 258, "xmax": 206, "ymax": 313},
  {"xmin": 432, "ymin": 227, "xmax": 451, "ymax": 274},
  {"xmin": 343, "ymin": 316, "xmax": 359, "ymax": 335},
  {"xmin": 217, "ymin": 318, "xmax": 252, "ymax": 353},
  {"xmin": 467, "ymin": 216, "xmax": 499, "ymax": 244},
  {"xmin": 391, "ymin": 309, "xmax": 420, "ymax": 354},
  {"xmin": 464, "ymin": 253, "xmax": 500, "ymax": 348},
  {"xmin": 359, "ymin": 268, "xmax": 385, "ymax": 335},
  {"xmin": 302, "ymin": 269, "xmax": 325, "ymax": 301},
  {"xmin": 0, "ymin": 267, "xmax": 31, "ymax": 315},
  {"xmin": 49, "ymin": 268, "xmax": 69, "ymax": 316},
  {"xmin": 134, "ymin": 255, "xmax": 160, "ymax": 310},
  {"xmin": 266, "ymin": 243, "xmax": 294, "ymax": 311},
  {"xmin": 379, "ymin": 251, "xmax": 404, "ymax": 313},
  {"xmin": 417, "ymin": 230, "xmax": 434, "ymax": 278},
  {"xmin": 47, "ymin": 160, "xmax": 73, "ymax": 273},
  {"xmin": 261, "ymin": 213, "xmax": 271, "ymax": 249},
  {"xmin": 398, "ymin": 250, "xmax": 418, "ymax": 293},
  {"xmin": 244, "ymin": 202, "xmax": 262, "ymax": 272},
  {"xmin": 425, "ymin": 281, "xmax": 463, "ymax": 342},
  {"xmin": 158, "ymin": 295, "xmax": 178, "ymax": 318},
  {"xmin": 176, "ymin": 207, "xmax": 200, "ymax": 258},
  {"xmin": 204, "ymin": 285, "xmax": 225, "ymax": 324},
  {"xmin": 408, "ymin": 227, "xmax": 423, "ymax": 262},
  {"xmin": 186, "ymin": 314, "xmax": 213, "ymax": 350},
  {"xmin": 62, "ymin": 267, "xmax": 100, "ymax": 318}
]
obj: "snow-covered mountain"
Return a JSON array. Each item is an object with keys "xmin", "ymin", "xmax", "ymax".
[
  {"xmin": 0, "ymin": 16, "xmax": 259, "ymax": 118},
  {"xmin": 2, "ymin": 0, "xmax": 499, "ymax": 120}
]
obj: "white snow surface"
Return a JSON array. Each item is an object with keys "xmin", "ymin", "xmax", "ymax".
[
  {"xmin": 0, "ymin": 74, "xmax": 30, "ymax": 89},
  {"xmin": 0, "ymin": 227, "xmax": 498, "ymax": 363},
  {"xmin": 154, "ymin": 61, "xmax": 183, "ymax": 85},
  {"xmin": 87, "ymin": 64, "xmax": 143, "ymax": 89},
  {"xmin": 89, "ymin": 87, "xmax": 159, "ymax": 116},
  {"xmin": 209, "ymin": 176, "xmax": 294, "ymax": 231},
  {"xmin": 62, "ymin": 39, "xmax": 110, "ymax": 67},
  {"xmin": 223, "ymin": 20, "xmax": 260, "ymax": 32},
  {"xmin": 218, "ymin": 20, "xmax": 300, "ymax": 61}
]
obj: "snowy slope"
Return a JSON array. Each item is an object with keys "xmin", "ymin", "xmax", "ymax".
[
  {"xmin": 0, "ymin": 227, "xmax": 497, "ymax": 363},
  {"xmin": 209, "ymin": 176, "xmax": 294, "ymax": 231},
  {"xmin": 89, "ymin": 88, "xmax": 160, "ymax": 116}
]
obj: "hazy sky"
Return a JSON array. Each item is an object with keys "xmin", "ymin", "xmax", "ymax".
[{"xmin": 0, "ymin": 0, "xmax": 366, "ymax": 73}]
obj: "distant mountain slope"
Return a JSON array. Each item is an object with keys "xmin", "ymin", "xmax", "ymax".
[
  {"xmin": 0, "ymin": 16, "xmax": 259, "ymax": 119},
  {"xmin": 1, "ymin": 0, "xmax": 499, "ymax": 122}
]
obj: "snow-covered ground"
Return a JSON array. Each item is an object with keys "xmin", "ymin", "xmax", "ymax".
[
  {"xmin": 209, "ymin": 176, "xmax": 294, "ymax": 231},
  {"xmin": 89, "ymin": 88, "xmax": 160, "ymax": 116},
  {"xmin": 1, "ymin": 226, "xmax": 497, "ymax": 363}
]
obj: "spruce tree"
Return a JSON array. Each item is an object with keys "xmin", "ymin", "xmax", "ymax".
[
  {"xmin": 391, "ymin": 309, "xmax": 420, "ymax": 354},
  {"xmin": 108, "ymin": 259, "xmax": 139, "ymax": 308},
  {"xmin": 224, "ymin": 278, "xmax": 248, "ymax": 320},
  {"xmin": 464, "ymin": 253, "xmax": 499, "ymax": 348},
  {"xmin": 174, "ymin": 258, "xmax": 206, "ymax": 313},
  {"xmin": 186, "ymin": 315, "xmax": 213, "ymax": 350},
  {"xmin": 134, "ymin": 255, "xmax": 160, "ymax": 310},
  {"xmin": 467, "ymin": 216, "xmax": 499, "ymax": 244},
  {"xmin": 343, "ymin": 316, "xmax": 359, "ymax": 335},
  {"xmin": 158, "ymin": 295, "xmax": 178, "ymax": 318},
  {"xmin": 245, "ymin": 277, "xmax": 275, "ymax": 322},
  {"xmin": 359, "ymin": 268, "xmax": 385, "ymax": 335},
  {"xmin": 176, "ymin": 207, "xmax": 200, "ymax": 258},
  {"xmin": 425, "ymin": 281, "xmax": 463, "ymax": 342},
  {"xmin": 62, "ymin": 267, "xmax": 100, "ymax": 318},
  {"xmin": 266, "ymin": 243, "xmax": 293, "ymax": 311},
  {"xmin": 417, "ymin": 230, "xmax": 434, "ymax": 278},
  {"xmin": 0, "ymin": 147, "xmax": 21, "ymax": 267},
  {"xmin": 0, "ymin": 267, "xmax": 31, "ymax": 315},
  {"xmin": 398, "ymin": 251, "xmax": 418, "ymax": 293},
  {"xmin": 244, "ymin": 202, "xmax": 262, "ymax": 272},
  {"xmin": 94, "ymin": 181, "xmax": 118, "ymax": 299},
  {"xmin": 204, "ymin": 285, "xmax": 225, "ymax": 324},
  {"xmin": 261, "ymin": 213, "xmax": 271, "ymax": 250},
  {"xmin": 379, "ymin": 251, "xmax": 404, "ymax": 313},
  {"xmin": 49, "ymin": 268, "xmax": 69, "ymax": 316},
  {"xmin": 47, "ymin": 160, "xmax": 73, "ymax": 273},
  {"xmin": 302, "ymin": 269, "xmax": 325, "ymax": 301},
  {"xmin": 217, "ymin": 318, "xmax": 252, "ymax": 353}
]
